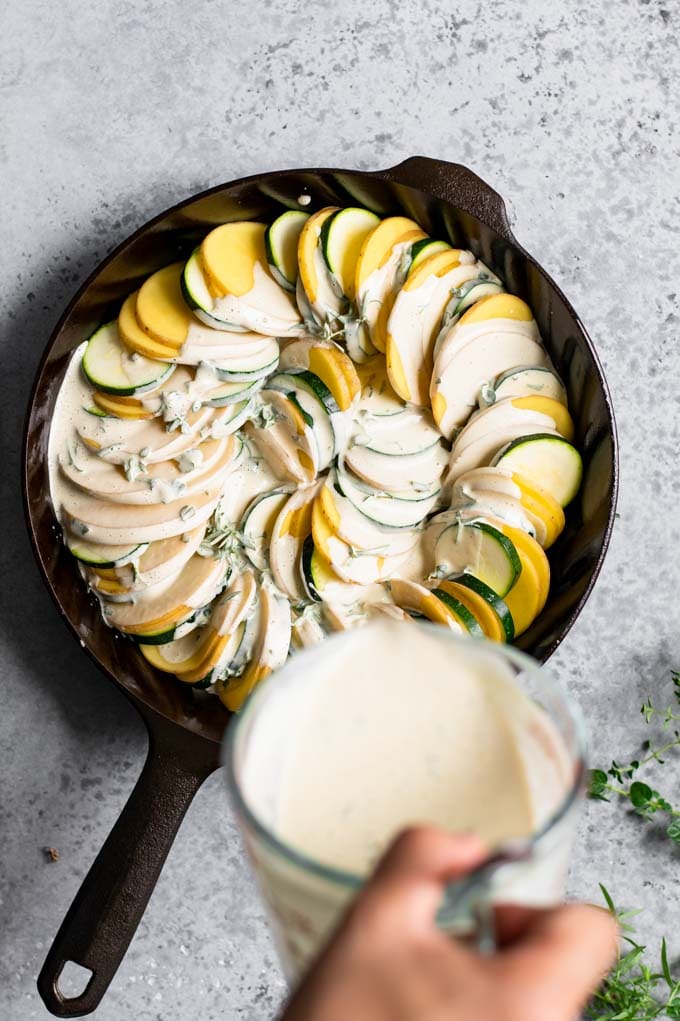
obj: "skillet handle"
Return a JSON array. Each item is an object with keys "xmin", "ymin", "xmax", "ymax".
[
  {"xmin": 37, "ymin": 715, "xmax": 219, "ymax": 1017},
  {"xmin": 380, "ymin": 156, "xmax": 516, "ymax": 242}
]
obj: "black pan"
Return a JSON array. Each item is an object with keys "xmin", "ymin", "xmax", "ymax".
[{"xmin": 24, "ymin": 157, "xmax": 618, "ymax": 1017}]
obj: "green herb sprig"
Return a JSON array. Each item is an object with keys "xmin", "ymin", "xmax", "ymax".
[
  {"xmin": 589, "ymin": 671, "xmax": 680, "ymax": 844},
  {"xmin": 585, "ymin": 885, "xmax": 680, "ymax": 1019}
]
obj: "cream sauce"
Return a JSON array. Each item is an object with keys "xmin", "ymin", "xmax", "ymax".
[
  {"xmin": 213, "ymin": 262, "xmax": 304, "ymax": 336},
  {"xmin": 244, "ymin": 621, "xmax": 570, "ymax": 873}
]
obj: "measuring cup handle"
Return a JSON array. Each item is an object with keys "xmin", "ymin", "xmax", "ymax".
[
  {"xmin": 37, "ymin": 714, "xmax": 218, "ymax": 1017},
  {"xmin": 437, "ymin": 845, "xmax": 533, "ymax": 953}
]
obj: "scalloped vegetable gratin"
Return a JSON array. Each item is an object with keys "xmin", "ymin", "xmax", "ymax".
[{"xmin": 48, "ymin": 207, "xmax": 583, "ymax": 710}]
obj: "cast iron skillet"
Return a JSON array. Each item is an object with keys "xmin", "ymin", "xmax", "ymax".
[{"xmin": 24, "ymin": 157, "xmax": 618, "ymax": 1017}]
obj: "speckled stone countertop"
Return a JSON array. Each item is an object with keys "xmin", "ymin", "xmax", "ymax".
[{"xmin": 2, "ymin": 0, "xmax": 679, "ymax": 1017}]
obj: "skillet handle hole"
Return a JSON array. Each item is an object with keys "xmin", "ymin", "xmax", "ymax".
[{"xmin": 55, "ymin": 960, "xmax": 94, "ymax": 1001}]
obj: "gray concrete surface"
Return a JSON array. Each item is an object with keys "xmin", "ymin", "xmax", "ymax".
[{"xmin": 2, "ymin": 0, "xmax": 680, "ymax": 1017}]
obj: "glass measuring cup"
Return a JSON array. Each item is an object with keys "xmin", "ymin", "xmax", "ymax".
[{"xmin": 223, "ymin": 622, "xmax": 586, "ymax": 979}]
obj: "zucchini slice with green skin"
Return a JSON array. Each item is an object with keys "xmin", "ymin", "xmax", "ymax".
[
  {"xmin": 433, "ymin": 521, "xmax": 521, "ymax": 597},
  {"xmin": 484, "ymin": 366, "xmax": 567, "ymax": 407},
  {"xmin": 443, "ymin": 278, "xmax": 504, "ymax": 322},
  {"xmin": 493, "ymin": 433, "xmax": 583, "ymax": 508},
  {"xmin": 126, "ymin": 609, "xmax": 202, "ymax": 645},
  {"xmin": 82, "ymin": 322, "xmax": 175, "ymax": 396},
  {"xmin": 267, "ymin": 370, "xmax": 338, "ymax": 466},
  {"xmin": 447, "ymin": 573, "xmax": 515, "ymax": 642},
  {"xmin": 67, "ymin": 537, "xmax": 148, "ymax": 568},
  {"xmin": 83, "ymin": 404, "xmax": 109, "ymax": 418},
  {"xmin": 271, "ymin": 370, "xmax": 340, "ymax": 416},
  {"xmin": 183, "ymin": 258, "xmax": 234, "ymax": 331},
  {"xmin": 336, "ymin": 465, "xmax": 440, "ymax": 528},
  {"xmin": 181, "ymin": 250, "xmax": 249, "ymax": 332},
  {"xmin": 300, "ymin": 534, "xmax": 324, "ymax": 601},
  {"xmin": 214, "ymin": 338, "xmax": 280, "ymax": 381},
  {"xmin": 265, "ymin": 210, "xmax": 308, "ymax": 291},
  {"xmin": 320, "ymin": 207, "xmax": 381, "ymax": 301},
  {"xmin": 431, "ymin": 588, "xmax": 485, "ymax": 637},
  {"xmin": 240, "ymin": 487, "xmax": 292, "ymax": 571},
  {"xmin": 204, "ymin": 378, "xmax": 263, "ymax": 407},
  {"xmin": 408, "ymin": 238, "xmax": 450, "ymax": 273}
]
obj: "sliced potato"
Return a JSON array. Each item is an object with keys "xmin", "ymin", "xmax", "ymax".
[
  {"xmin": 118, "ymin": 292, "xmax": 178, "ymax": 361},
  {"xmin": 136, "ymin": 263, "xmax": 195, "ymax": 348},
  {"xmin": 297, "ymin": 206, "xmax": 340, "ymax": 305},
  {"xmin": 385, "ymin": 249, "xmax": 467, "ymax": 405},
  {"xmin": 200, "ymin": 221, "xmax": 268, "ymax": 297}
]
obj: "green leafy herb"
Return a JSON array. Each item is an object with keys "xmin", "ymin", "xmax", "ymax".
[
  {"xmin": 588, "ymin": 671, "xmax": 680, "ymax": 844},
  {"xmin": 585, "ymin": 886, "xmax": 680, "ymax": 1019}
]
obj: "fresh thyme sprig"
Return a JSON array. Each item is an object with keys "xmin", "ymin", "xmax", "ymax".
[
  {"xmin": 585, "ymin": 885, "xmax": 680, "ymax": 1019},
  {"xmin": 589, "ymin": 671, "xmax": 680, "ymax": 844}
]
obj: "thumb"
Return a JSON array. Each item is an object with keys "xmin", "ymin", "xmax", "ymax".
[{"xmin": 350, "ymin": 826, "xmax": 489, "ymax": 936}]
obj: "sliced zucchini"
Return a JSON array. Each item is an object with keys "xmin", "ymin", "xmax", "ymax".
[
  {"xmin": 320, "ymin": 207, "xmax": 380, "ymax": 301},
  {"xmin": 204, "ymin": 378, "xmax": 263, "ymax": 407},
  {"xmin": 83, "ymin": 404, "xmax": 109, "ymax": 418},
  {"xmin": 343, "ymin": 318, "xmax": 379, "ymax": 363},
  {"xmin": 432, "ymin": 521, "xmax": 521, "ymax": 597},
  {"xmin": 494, "ymin": 434, "xmax": 582, "ymax": 508},
  {"xmin": 271, "ymin": 369, "xmax": 340, "ymax": 415},
  {"xmin": 300, "ymin": 534, "xmax": 323, "ymax": 601},
  {"xmin": 318, "ymin": 475, "xmax": 418, "ymax": 556},
  {"xmin": 265, "ymin": 210, "xmax": 308, "ymax": 291},
  {"xmin": 388, "ymin": 578, "xmax": 468, "ymax": 633},
  {"xmin": 359, "ymin": 408, "xmax": 441, "ymax": 457},
  {"xmin": 336, "ymin": 465, "xmax": 440, "ymax": 528},
  {"xmin": 430, "ymin": 588, "xmax": 485, "ymax": 637},
  {"xmin": 66, "ymin": 536, "xmax": 148, "ymax": 568},
  {"xmin": 442, "ymin": 574, "xmax": 515, "ymax": 643},
  {"xmin": 408, "ymin": 237, "xmax": 450, "ymax": 273},
  {"xmin": 483, "ymin": 365, "xmax": 567, "ymax": 407},
  {"xmin": 503, "ymin": 550, "xmax": 541, "ymax": 637},
  {"xmin": 266, "ymin": 370, "xmax": 335, "ymax": 466},
  {"xmin": 269, "ymin": 482, "xmax": 321, "ymax": 601},
  {"xmin": 344, "ymin": 441, "xmax": 447, "ymax": 495},
  {"xmin": 431, "ymin": 329, "xmax": 548, "ymax": 441},
  {"xmin": 286, "ymin": 386, "xmax": 335, "ymax": 469},
  {"xmin": 240, "ymin": 487, "xmax": 292, "ymax": 571},
  {"xmin": 82, "ymin": 322, "xmax": 174, "ymax": 396},
  {"xmin": 181, "ymin": 250, "xmax": 248, "ymax": 331},
  {"xmin": 279, "ymin": 338, "xmax": 360, "ymax": 411},
  {"xmin": 213, "ymin": 337, "xmax": 280, "ymax": 381},
  {"xmin": 127, "ymin": 608, "xmax": 201, "ymax": 645},
  {"xmin": 440, "ymin": 276, "xmax": 504, "ymax": 325}
]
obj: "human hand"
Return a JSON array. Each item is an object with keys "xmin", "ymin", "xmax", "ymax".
[{"xmin": 279, "ymin": 827, "xmax": 618, "ymax": 1021}]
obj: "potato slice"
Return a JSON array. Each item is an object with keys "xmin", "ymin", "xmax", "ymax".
[
  {"xmin": 118, "ymin": 292, "xmax": 178, "ymax": 361},
  {"xmin": 136, "ymin": 263, "xmax": 195, "ymax": 348}
]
